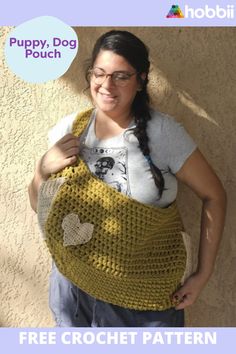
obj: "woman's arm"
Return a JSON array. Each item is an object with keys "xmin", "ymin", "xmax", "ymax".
[
  {"xmin": 173, "ymin": 148, "xmax": 227, "ymax": 309},
  {"xmin": 28, "ymin": 134, "xmax": 80, "ymax": 212}
]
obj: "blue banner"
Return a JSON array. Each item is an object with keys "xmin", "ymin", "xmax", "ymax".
[
  {"xmin": 0, "ymin": 0, "xmax": 236, "ymax": 26},
  {"xmin": 1, "ymin": 328, "xmax": 235, "ymax": 354}
]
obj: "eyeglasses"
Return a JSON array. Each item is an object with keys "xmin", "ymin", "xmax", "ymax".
[{"xmin": 89, "ymin": 68, "xmax": 137, "ymax": 87}]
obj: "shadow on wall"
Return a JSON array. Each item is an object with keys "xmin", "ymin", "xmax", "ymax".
[{"xmin": 61, "ymin": 27, "xmax": 235, "ymax": 326}]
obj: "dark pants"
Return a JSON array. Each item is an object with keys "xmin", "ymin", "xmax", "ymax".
[{"xmin": 49, "ymin": 263, "xmax": 184, "ymax": 327}]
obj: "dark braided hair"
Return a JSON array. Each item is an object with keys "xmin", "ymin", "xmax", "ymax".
[{"xmin": 85, "ymin": 30, "xmax": 165, "ymax": 198}]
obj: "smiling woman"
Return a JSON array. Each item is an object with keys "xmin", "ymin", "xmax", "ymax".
[
  {"xmin": 89, "ymin": 50, "xmax": 142, "ymax": 123},
  {"xmin": 28, "ymin": 30, "xmax": 227, "ymax": 328}
]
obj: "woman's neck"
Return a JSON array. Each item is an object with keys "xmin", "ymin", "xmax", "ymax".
[
  {"xmin": 94, "ymin": 109, "xmax": 133, "ymax": 140},
  {"xmin": 96, "ymin": 109, "xmax": 133, "ymax": 128}
]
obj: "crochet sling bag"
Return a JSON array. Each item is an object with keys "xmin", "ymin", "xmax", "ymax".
[{"xmin": 37, "ymin": 108, "xmax": 192, "ymax": 311}]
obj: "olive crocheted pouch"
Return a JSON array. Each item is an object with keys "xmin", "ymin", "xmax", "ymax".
[{"xmin": 37, "ymin": 109, "xmax": 191, "ymax": 311}]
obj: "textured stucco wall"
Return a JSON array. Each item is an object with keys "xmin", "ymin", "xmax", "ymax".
[{"xmin": 0, "ymin": 27, "xmax": 235, "ymax": 327}]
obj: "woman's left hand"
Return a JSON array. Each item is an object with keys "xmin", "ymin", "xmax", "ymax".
[{"xmin": 172, "ymin": 272, "xmax": 208, "ymax": 310}]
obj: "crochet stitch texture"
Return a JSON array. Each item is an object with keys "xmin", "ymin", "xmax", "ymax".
[{"xmin": 41, "ymin": 109, "xmax": 188, "ymax": 310}]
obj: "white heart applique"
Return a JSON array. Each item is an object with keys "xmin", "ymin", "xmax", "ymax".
[{"xmin": 62, "ymin": 213, "xmax": 94, "ymax": 246}]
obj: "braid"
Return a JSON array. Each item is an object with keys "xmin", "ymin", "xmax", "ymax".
[{"xmin": 132, "ymin": 80, "xmax": 165, "ymax": 199}]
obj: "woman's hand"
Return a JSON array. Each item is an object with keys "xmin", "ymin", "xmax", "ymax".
[
  {"xmin": 38, "ymin": 134, "xmax": 80, "ymax": 180},
  {"xmin": 172, "ymin": 272, "xmax": 209, "ymax": 310},
  {"xmin": 28, "ymin": 134, "xmax": 79, "ymax": 212}
]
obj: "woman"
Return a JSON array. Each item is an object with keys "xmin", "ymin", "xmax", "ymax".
[{"xmin": 28, "ymin": 30, "xmax": 226, "ymax": 327}]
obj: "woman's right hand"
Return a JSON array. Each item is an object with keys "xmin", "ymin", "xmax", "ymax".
[
  {"xmin": 37, "ymin": 134, "xmax": 80, "ymax": 180},
  {"xmin": 28, "ymin": 134, "xmax": 79, "ymax": 212}
]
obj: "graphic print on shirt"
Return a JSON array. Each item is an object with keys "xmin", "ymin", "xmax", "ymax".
[{"xmin": 81, "ymin": 146, "xmax": 131, "ymax": 196}]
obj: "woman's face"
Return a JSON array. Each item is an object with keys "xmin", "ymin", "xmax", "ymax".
[{"xmin": 90, "ymin": 50, "xmax": 141, "ymax": 119}]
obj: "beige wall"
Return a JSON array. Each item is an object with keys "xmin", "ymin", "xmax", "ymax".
[{"xmin": 0, "ymin": 27, "xmax": 235, "ymax": 327}]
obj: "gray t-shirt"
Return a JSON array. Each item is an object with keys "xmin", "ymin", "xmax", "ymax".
[{"xmin": 48, "ymin": 109, "xmax": 197, "ymax": 207}]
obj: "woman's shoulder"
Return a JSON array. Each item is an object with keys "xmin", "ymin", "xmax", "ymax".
[
  {"xmin": 148, "ymin": 109, "xmax": 183, "ymax": 136},
  {"xmin": 147, "ymin": 108, "xmax": 197, "ymax": 143},
  {"xmin": 48, "ymin": 108, "xmax": 95, "ymax": 147},
  {"xmin": 147, "ymin": 109, "xmax": 197, "ymax": 173},
  {"xmin": 48, "ymin": 111, "xmax": 78, "ymax": 147}
]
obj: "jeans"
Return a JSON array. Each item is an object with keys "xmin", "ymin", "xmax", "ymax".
[{"xmin": 49, "ymin": 263, "xmax": 184, "ymax": 327}]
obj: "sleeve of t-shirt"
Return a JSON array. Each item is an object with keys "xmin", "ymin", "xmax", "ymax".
[
  {"xmin": 163, "ymin": 115, "xmax": 197, "ymax": 174},
  {"xmin": 147, "ymin": 111, "xmax": 197, "ymax": 174},
  {"xmin": 47, "ymin": 112, "xmax": 78, "ymax": 148}
]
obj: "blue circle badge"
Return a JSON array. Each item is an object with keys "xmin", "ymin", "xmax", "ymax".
[{"xmin": 4, "ymin": 16, "xmax": 79, "ymax": 83}]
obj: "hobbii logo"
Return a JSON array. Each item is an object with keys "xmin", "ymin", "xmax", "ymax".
[
  {"xmin": 185, "ymin": 4, "xmax": 234, "ymax": 19},
  {"xmin": 166, "ymin": 4, "xmax": 235, "ymax": 19}
]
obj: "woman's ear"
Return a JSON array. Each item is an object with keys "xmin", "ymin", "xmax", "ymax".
[
  {"xmin": 140, "ymin": 72, "xmax": 147, "ymax": 81},
  {"xmin": 137, "ymin": 72, "xmax": 147, "ymax": 91}
]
